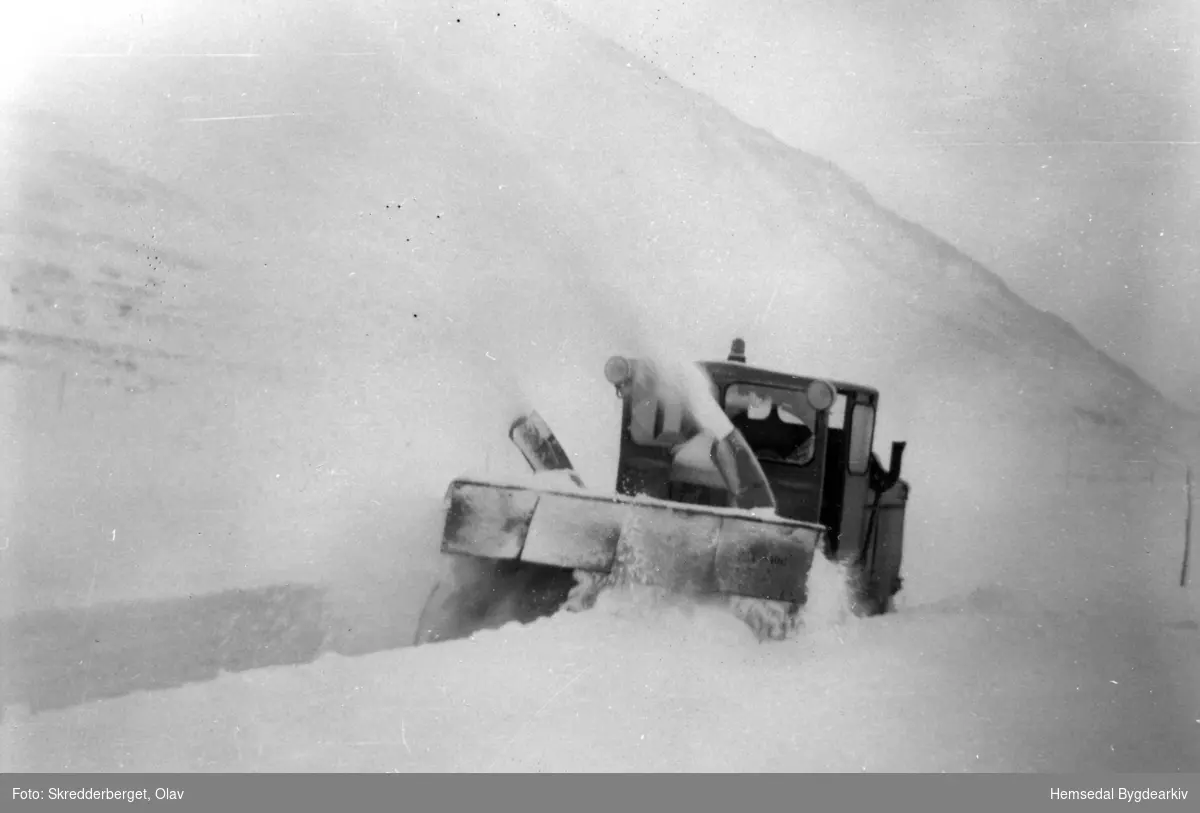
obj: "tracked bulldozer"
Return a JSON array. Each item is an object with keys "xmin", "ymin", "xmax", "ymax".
[{"xmin": 414, "ymin": 338, "xmax": 909, "ymax": 645}]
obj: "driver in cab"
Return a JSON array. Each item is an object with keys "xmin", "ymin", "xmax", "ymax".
[{"xmin": 727, "ymin": 390, "xmax": 814, "ymax": 464}]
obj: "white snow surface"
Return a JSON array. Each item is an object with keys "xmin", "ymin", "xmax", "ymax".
[{"xmin": 1, "ymin": 0, "xmax": 1198, "ymax": 772}]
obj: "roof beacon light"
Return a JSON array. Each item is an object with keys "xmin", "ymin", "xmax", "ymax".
[
  {"xmin": 807, "ymin": 379, "xmax": 837, "ymax": 412},
  {"xmin": 728, "ymin": 338, "xmax": 747, "ymax": 363},
  {"xmin": 604, "ymin": 355, "xmax": 632, "ymax": 386}
]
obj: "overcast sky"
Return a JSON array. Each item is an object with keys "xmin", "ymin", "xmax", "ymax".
[{"xmin": 554, "ymin": 0, "xmax": 1199, "ymax": 407}]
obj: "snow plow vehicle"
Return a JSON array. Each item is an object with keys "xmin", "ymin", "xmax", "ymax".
[{"xmin": 414, "ymin": 338, "xmax": 909, "ymax": 645}]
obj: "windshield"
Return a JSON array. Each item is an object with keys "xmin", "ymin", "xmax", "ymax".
[{"xmin": 722, "ymin": 383, "xmax": 817, "ymax": 465}]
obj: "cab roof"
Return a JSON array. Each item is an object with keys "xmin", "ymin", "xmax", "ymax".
[{"xmin": 699, "ymin": 358, "xmax": 880, "ymax": 403}]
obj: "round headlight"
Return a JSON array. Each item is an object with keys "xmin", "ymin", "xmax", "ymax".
[
  {"xmin": 604, "ymin": 356, "xmax": 632, "ymax": 385},
  {"xmin": 806, "ymin": 379, "xmax": 836, "ymax": 412}
]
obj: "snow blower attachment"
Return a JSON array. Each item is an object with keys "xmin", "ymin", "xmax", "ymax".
[{"xmin": 414, "ymin": 339, "xmax": 910, "ymax": 645}]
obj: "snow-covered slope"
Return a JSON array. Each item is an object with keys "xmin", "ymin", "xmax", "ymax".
[{"xmin": 2, "ymin": 0, "xmax": 1196, "ymax": 771}]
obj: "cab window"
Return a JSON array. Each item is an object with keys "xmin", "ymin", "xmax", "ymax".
[
  {"xmin": 847, "ymin": 403, "xmax": 875, "ymax": 475},
  {"xmin": 722, "ymin": 383, "xmax": 816, "ymax": 466}
]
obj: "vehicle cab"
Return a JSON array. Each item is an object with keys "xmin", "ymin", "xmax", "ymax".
[{"xmin": 606, "ymin": 339, "xmax": 907, "ymax": 575}]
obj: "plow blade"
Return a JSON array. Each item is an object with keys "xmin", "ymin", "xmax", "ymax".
[{"xmin": 441, "ymin": 477, "xmax": 824, "ymax": 604}]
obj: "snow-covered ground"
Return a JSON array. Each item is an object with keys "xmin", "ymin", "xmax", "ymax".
[
  {"xmin": 4, "ymin": 475, "xmax": 1199, "ymax": 772},
  {"xmin": 1, "ymin": 0, "xmax": 1197, "ymax": 772}
]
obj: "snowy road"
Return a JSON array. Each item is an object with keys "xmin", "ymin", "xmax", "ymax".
[
  {"xmin": 3, "ymin": 579, "xmax": 1197, "ymax": 773},
  {"xmin": 4, "ymin": 479, "xmax": 1197, "ymax": 773}
]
